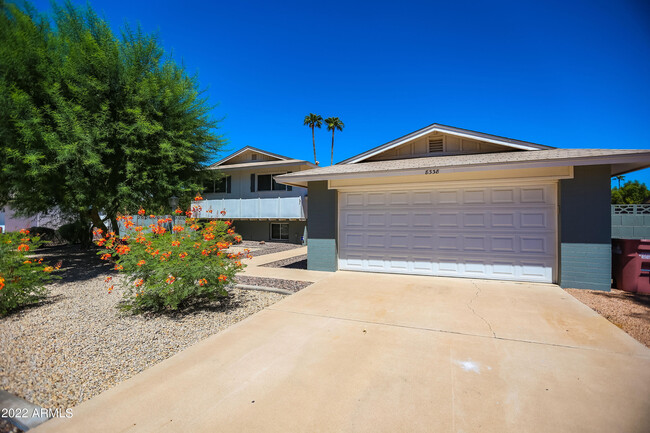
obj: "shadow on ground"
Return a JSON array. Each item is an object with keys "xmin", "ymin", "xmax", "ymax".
[{"xmin": 36, "ymin": 244, "xmax": 115, "ymax": 284}]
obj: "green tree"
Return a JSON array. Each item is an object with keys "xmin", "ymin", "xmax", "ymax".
[
  {"xmin": 0, "ymin": 1, "xmax": 223, "ymax": 237},
  {"xmin": 325, "ymin": 117, "xmax": 344, "ymax": 165},
  {"xmin": 303, "ymin": 113, "xmax": 322, "ymax": 164},
  {"xmin": 611, "ymin": 180, "xmax": 650, "ymax": 204}
]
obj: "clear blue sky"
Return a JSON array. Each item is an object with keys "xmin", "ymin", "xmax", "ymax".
[{"xmin": 31, "ymin": 0, "xmax": 650, "ymax": 185}]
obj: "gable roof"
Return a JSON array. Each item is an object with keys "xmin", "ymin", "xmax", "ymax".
[
  {"xmin": 276, "ymin": 148, "xmax": 650, "ymax": 188},
  {"xmin": 208, "ymin": 159, "xmax": 315, "ymax": 171},
  {"xmin": 339, "ymin": 123, "xmax": 555, "ymax": 164},
  {"xmin": 210, "ymin": 146, "xmax": 294, "ymax": 168}
]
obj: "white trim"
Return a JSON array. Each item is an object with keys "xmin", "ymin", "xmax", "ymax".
[
  {"xmin": 331, "ymin": 176, "xmax": 569, "ymax": 192},
  {"xmin": 276, "ymin": 153, "xmax": 646, "ymax": 186}
]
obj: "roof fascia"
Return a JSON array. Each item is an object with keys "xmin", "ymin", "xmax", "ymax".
[{"xmin": 339, "ymin": 124, "xmax": 551, "ymax": 165}]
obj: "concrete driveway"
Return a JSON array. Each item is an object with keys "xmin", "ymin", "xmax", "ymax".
[{"xmin": 35, "ymin": 272, "xmax": 650, "ymax": 433}]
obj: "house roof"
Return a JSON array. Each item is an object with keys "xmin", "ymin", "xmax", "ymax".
[
  {"xmin": 276, "ymin": 148, "xmax": 650, "ymax": 187},
  {"xmin": 207, "ymin": 159, "xmax": 316, "ymax": 171},
  {"xmin": 210, "ymin": 146, "xmax": 296, "ymax": 167},
  {"xmin": 338, "ymin": 123, "xmax": 555, "ymax": 164}
]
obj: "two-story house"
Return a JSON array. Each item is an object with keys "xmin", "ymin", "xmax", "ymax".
[{"xmin": 195, "ymin": 146, "xmax": 316, "ymax": 243}]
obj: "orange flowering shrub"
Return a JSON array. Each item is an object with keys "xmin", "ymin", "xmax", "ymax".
[
  {"xmin": 0, "ymin": 229, "xmax": 60, "ymax": 316},
  {"xmin": 95, "ymin": 210, "xmax": 248, "ymax": 312}
]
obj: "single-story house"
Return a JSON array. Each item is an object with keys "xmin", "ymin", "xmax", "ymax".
[
  {"xmin": 276, "ymin": 123, "xmax": 650, "ymax": 290},
  {"xmin": 194, "ymin": 146, "xmax": 316, "ymax": 243}
]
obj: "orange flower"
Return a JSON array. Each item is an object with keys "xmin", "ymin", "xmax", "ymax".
[
  {"xmin": 0, "ymin": 276, "xmax": 5, "ymax": 290},
  {"xmin": 124, "ymin": 221, "xmax": 135, "ymax": 229},
  {"xmin": 172, "ymin": 225, "xmax": 184, "ymax": 232},
  {"xmin": 108, "ymin": 285, "xmax": 114, "ymax": 294},
  {"xmin": 43, "ymin": 266, "xmax": 54, "ymax": 273},
  {"xmin": 201, "ymin": 249, "xmax": 209, "ymax": 256},
  {"xmin": 203, "ymin": 233, "xmax": 215, "ymax": 241},
  {"xmin": 224, "ymin": 220, "xmax": 232, "ymax": 226},
  {"xmin": 23, "ymin": 260, "xmax": 32, "ymax": 264},
  {"xmin": 194, "ymin": 194, "xmax": 203, "ymax": 201},
  {"xmin": 151, "ymin": 249, "xmax": 160, "ymax": 256},
  {"xmin": 179, "ymin": 252, "xmax": 188, "ymax": 259},
  {"xmin": 149, "ymin": 214, "xmax": 156, "ymax": 218},
  {"xmin": 135, "ymin": 226, "xmax": 144, "ymax": 232},
  {"xmin": 137, "ymin": 208, "xmax": 146, "ymax": 215},
  {"xmin": 171, "ymin": 240, "xmax": 181, "ymax": 247},
  {"xmin": 116, "ymin": 245, "xmax": 131, "ymax": 255},
  {"xmin": 234, "ymin": 235, "xmax": 242, "ymax": 243},
  {"xmin": 19, "ymin": 228, "xmax": 30, "ymax": 235},
  {"xmin": 114, "ymin": 264, "xmax": 124, "ymax": 270},
  {"xmin": 190, "ymin": 224, "xmax": 200, "ymax": 231},
  {"xmin": 134, "ymin": 279, "xmax": 144, "ymax": 287},
  {"xmin": 207, "ymin": 209, "xmax": 213, "ymax": 213},
  {"xmin": 105, "ymin": 276, "xmax": 113, "ymax": 282},
  {"xmin": 166, "ymin": 275, "xmax": 176, "ymax": 284},
  {"xmin": 137, "ymin": 260, "xmax": 146, "ymax": 267},
  {"xmin": 101, "ymin": 253, "xmax": 111, "ymax": 260},
  {"xmin": 235, "ymin": 261, "xmax": 242, "ymax": 267},
  {"xmin": 17, "ymin": 243, "xmax": 30, "ymax": 252},
  {"xmin": 198, "ymin": 278, "xmax": 208, "ymax": 286},
  {"xmin": 227, "ymin": 229, "xmax": 234, "ymax": 235},
  {"xmin": 218, "ymin": 275, "xmax": 227, "ymax": 282},
  {"xmin": 220, "ymin": 210, "xmax": 226, "ymax": 216},
  {"xmin": 174, "ymin": 208, "xmax": 183, "ymax": 214}
]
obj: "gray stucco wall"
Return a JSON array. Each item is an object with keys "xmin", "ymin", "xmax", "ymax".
[
  {"xmin": 559, "ymin": 165, "xmax": 611, "ymax": 291},
  {"xmin": 233, "ymin": 220, "xmax": 306, "ymax": 244},
  {"xmin": 307, "ymin": 181, "xmax": 338, "ymax": 271}
]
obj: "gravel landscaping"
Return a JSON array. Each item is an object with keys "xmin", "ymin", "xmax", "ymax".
[
  {"xmin": 566, "ymin": 288, "xmax": 650, "ymax": 347},
  {"xmin": 236, "ymin": 275, "xmax": 312, "ymax": 293},
  {"xmin": 261, "ymin": 254, "xmax": 308, "ymax": 270},
  {"xmin": 0, "ymin": 246, "xmax": 286, "ymax": 414},
  {"xmin": 238, "ymin": 240, "xmax": 302, "ymax": 257}
]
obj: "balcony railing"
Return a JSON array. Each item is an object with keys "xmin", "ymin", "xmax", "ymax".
[{"xmin": 193, "ymin": 197, "xmax": 306, "ymax": 220}]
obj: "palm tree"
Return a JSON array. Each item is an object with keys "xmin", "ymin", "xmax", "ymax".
[
  {"xmin": 615, "ymin": 175, "xmax": 625, "ymax": 189},
  {"xmin": 303, "ymin": 113, "xmax": 323, "ymax": 164},
  {"xmin": 325, "ymin": 117, "xmax": 345, "ymax": 165}
]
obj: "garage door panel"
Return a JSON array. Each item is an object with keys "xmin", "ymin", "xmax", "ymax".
[{"xmin": 338, "ymin": 185, "xmax": 556, "ymax": 283}]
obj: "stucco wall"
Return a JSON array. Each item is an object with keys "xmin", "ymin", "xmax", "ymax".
[
  {"xmin": 306, "ymin": 181, "xmax": 338, "ymax": 271},
  {"xmin": 559, "ymin": 165, "xmax": 612, "ymax": 291}
]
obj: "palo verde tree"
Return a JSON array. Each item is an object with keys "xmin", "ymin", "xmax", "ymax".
[
  {"xmin": 303, "ymin": 113, "xmax": 322, "ymax": 164},
  {"xmin": 0, "ymin": 1, "xmax": 223, "ymax": 236}
]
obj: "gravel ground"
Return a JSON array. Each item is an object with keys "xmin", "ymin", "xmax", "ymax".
[
  {"xmin": 261, "ymin": 254, "xmax": 308, "ymax": 270},
  {"xmin": 236, "ymin": 276, "xmax": 312, "ymax": 293},
  {"xmin": 0, "ymin": 246, "xmax": 286, "ymax": 413},
  {"xmin": 238, "ymin": 241, "xmax": 302, "ymax": 257},
  {"xmin": 565, "ymin": 288, "xmax": 650, "ymax": 347}
]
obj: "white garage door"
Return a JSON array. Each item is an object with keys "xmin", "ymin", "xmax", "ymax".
[{"xmin": 338, "ymin": 184, "xmax": 557, "ymax": 283}]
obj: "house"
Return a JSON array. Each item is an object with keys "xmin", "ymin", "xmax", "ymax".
[
  {"xmin": 276, "ymin": 123, "xmax": 650, "ymax": 291},
  {"xmin": 195, "ymin": 146, "xmax": 316, "ymax": 243}
]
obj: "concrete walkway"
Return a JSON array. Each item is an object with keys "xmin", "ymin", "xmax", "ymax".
[
  {"xmin": 34, "ymin": 272, "xmax": 650, "ymax": 433},
  {"xmin": 242, "ymin": 246, "xmax": 332, "ymax": 282}
]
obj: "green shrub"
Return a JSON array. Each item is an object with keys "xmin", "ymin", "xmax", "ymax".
[
  {"xmin": 0, "ymin": 229, "xmax": 60, "ymax": 316},
  {"xmin": 96, "ymin": 210, "xmax": 248, "ymax": 313},
  {"xmin": 58, "ymin": 221, "xmax": 90, "ymax": 245}
]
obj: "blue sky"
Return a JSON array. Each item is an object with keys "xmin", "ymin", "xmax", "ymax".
[{"xmin": 30, "ymin": 0, "xmax": 650, "ymax": 185}]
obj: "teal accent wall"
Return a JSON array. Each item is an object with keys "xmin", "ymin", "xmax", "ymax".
[
  {"xmin": 307, "ymin": 181, "xmax": 338, "ymax": 271},
  {"xmin": 559, "ymin": 165, "xmax": 611, "ymax": 291}
]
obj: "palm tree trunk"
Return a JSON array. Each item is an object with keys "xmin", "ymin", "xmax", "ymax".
[
  {"xmin": 331, "ymin": 130, "xmax": 335, "ymax": 165},
  {"xmin": 312, "ymin": 126, "xmax": 317, "ymax": 164}
]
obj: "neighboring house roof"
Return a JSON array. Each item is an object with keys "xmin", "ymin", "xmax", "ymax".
[
  {"xmin": 277, "ymin": 148, "xmax": 650, "ymax": 187},
  {"xmin": 210, "ymin": 146, "xmax": 295, "ymax": 167},
  {"xmin": 338, "ymin": 123, "xmax": 555, "ymax": 164},
  {"xmin": 207, "ymin": 159, "xmax": 315, "ymax": 171}
]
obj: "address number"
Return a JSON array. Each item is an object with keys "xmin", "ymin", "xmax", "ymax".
[{"xmin": 425, "ymin": 169, "xmax": 439, "ymax": 175}]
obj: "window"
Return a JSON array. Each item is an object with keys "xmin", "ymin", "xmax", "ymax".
[
  {"xmin": 214, "ymin": 176, "xmax": 232, "ymax": 193},
  {"xmin": 257, "ymin": 174, "xmax": 287, "ymax": 191},
  {"xmin": 271, "ymin": 223, "xmax": 289, "ymax": 240},
  {"xmin": 428, "ymin": 138, "xmax": 444, "ymax": 153}
]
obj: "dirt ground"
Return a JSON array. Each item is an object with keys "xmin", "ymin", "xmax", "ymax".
[{"xmin": 565, "ymin": 288, "xmax": 650, "ymax": 348}]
